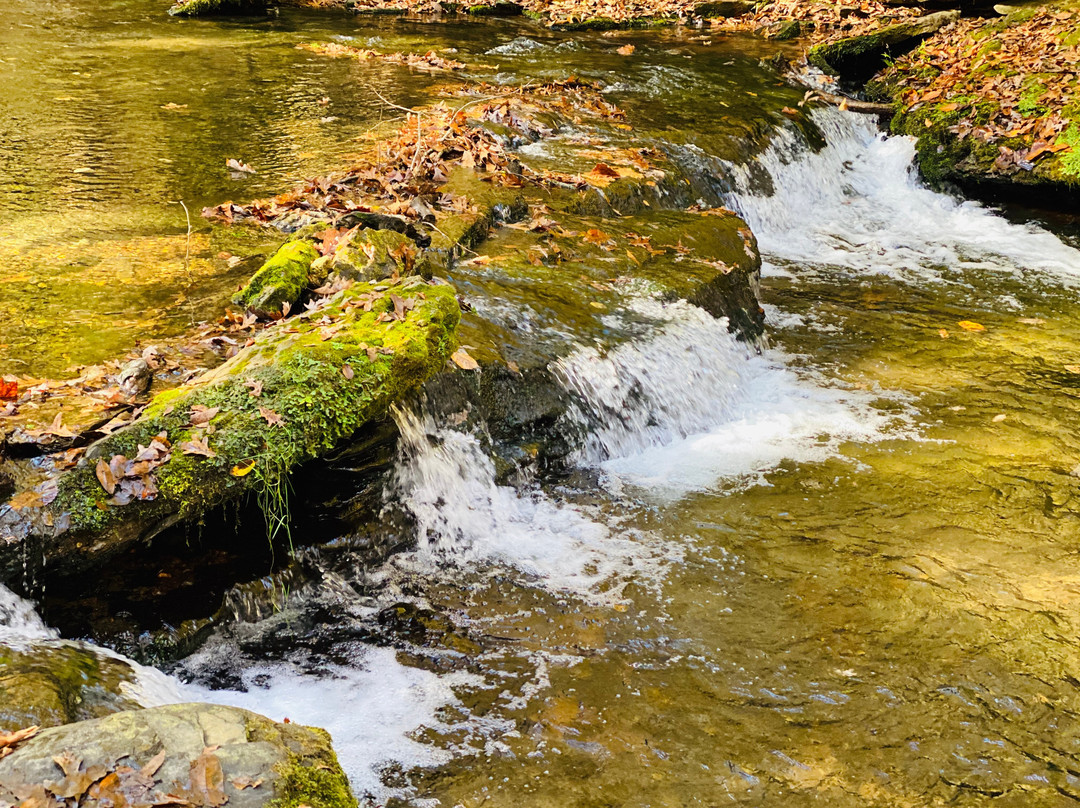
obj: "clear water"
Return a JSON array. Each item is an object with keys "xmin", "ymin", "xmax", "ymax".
[{"xmin": 5, "ymin": 3, "xmax": 1080, "ymax": 807}]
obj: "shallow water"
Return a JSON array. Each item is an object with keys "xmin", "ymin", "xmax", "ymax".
[{"xmin": 6, "ymin": 4, "xmax": 1080, "ymax": 808}]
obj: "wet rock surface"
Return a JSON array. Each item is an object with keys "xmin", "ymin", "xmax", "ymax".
[
  {"xmin": 0, "ymin": 703, "xmax": 356, "ymax": 808},
  {"xmin": 0, "ymin": 642, "xmax": 143, "ymax": 731}
]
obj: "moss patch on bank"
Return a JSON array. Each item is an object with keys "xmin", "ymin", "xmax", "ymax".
[{"xmin": 871, "ymin": 1, "xmax": 1080, "ymax": 192}]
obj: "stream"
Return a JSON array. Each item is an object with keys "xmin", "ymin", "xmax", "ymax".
[{"xmin": 5, "ymin": 2, "xmax": 1080, "ymax": 806}]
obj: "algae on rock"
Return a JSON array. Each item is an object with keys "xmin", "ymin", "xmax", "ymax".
[{"xmin": 0, "ymin": 642, "xmax": 144, "ymax": 731}]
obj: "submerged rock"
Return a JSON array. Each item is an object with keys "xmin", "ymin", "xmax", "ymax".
[
  {"xmin": 0, "ymin": 703, "xmax": 356, "ymax": 808},
  {"xmin": 0, "ymin": 642, "xmax": 143, "ymax": 731}
]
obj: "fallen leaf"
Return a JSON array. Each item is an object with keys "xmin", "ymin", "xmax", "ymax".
[
  {"xmin": 259, "ymin": 406, "xmax": 285, "ymax": 427},
  {"xmin": 958, "ymin": 320, "xmax": 986, "ymax": 332},
  {"xmin": 0, "ymin": 378, "xmax": 17, "ymax": 401},
  {"xmin": 616, "ymin": 44, "xmax": 635, "ymax": 55},
  {"xmin": 342, "ymin": 364, "xmax": 355, "ymax": 380},
  {"xmin": 180, "ymin": 436, "xmax": 217, "ymax": 458},
  {"xmin": 231, "ymin": 459, "xmax": 257, "ymax": 477},
  {"xmin": 451, "ymin": 349, "xmax": 480, "ymax": 371},
  {"xmin": 992, "ymin": 413, "xmax": 1007, "ymax": 422},
  {"xmin": 244, "ymin": 379, "xmax": 263, "ymax": 397},
  {"xmin": 226, "ymin": 158, "xmax": 256, "ymax": 174},
  {"xmin": 189, "ymin": 405, "xmax": 221, "ymax": 426},
  {"xmin": 95, "ymin": 459, "xmax": 118, "ymax": 495}
]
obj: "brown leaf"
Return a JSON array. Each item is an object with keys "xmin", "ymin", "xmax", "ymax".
[
  {"xmin": 616, "ymin": 44, "xmax": 635, "ymax": 55},
  {"xmin": 190, "ymin": 405, "xmax": 221, "ymax": 426},
  {"xmin": 96, "ymin": 459, "xmax": 118, "ymax": 495},
  {"xmin": 258, "ymin": 407, "xmax": 285, "ymax": 427},
  {"xmin": 244, "ymin": 379, "xmax": 263, "ymax": 398},
  {"xmin": 180, "ymin": 437, "xmax": 217, "ymax": 458},
  {"xmin": 451, "ymin": 349, "xmax": 480, "ymax": 371},
  {"xmin": 342, "ymin": 364, "xmax": 355, "ymax": 380}
]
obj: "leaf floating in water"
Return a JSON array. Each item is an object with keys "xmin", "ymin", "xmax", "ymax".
[
  {"xmin": 231, "ymin": 459, "xmax": 257, "ymax": 477},
  {"xmin": 616, "ymin": 44, "xmax": 635, "ymax": 55},
  {"xmin": 958, "ymin": 320, "xmax": 986, "ymax": 331},
  {"xmin": 938, "ymin": 329, "xmax": 950, "ymax": 339},
  {"xmin": 451, "ymin": 349, "xmax": 480, "ymax": 371},
  {"xmin": 992, "ymin": 413, "xmax": 1007, "ymax": 422},
  {"xmin": 226, "ymin": 159, "xmax": 256, "ymax": 175}
]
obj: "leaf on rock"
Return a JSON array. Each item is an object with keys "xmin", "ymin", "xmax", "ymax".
[
  {"xmin": 96, "ymin": 459, "xmax": 118, "ymax": 495},
  {"xmin": 189, "ymin": 405, "xmax": 221, "ymax": 426},
  {"xmin": 231, "ymin": 459, "xmax": 257, "ymax": 477},
  {"xmin": 451, "ymin": 349, "xmax": 480, "ymax": 371},
  {"xmin": 180, "ymin": 437, "xmax": 217, "ymax": 458}
]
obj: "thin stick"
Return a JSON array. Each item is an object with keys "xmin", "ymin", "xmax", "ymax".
[{"xmin": 172, "ymin": 200, "xmax": 196, "ymax": 326}]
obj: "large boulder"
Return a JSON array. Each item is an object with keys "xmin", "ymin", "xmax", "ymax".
[{"xmin": 0, "ymin": 703, "xmax": 355, "ymax": 808}]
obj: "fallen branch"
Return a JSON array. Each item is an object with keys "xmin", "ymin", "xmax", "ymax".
[{"xmin": 802, "ymin": 88, "xmax": 896, "ymax": 116}]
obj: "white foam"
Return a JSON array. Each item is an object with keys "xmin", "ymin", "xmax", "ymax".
[
  {"xmin": 724, "ymin": 108, "xmax": 1080, "ymax": 284},
  {"xmin": 0, "ymin": 583, "xmax": 56, "ymax": 644},
  {"xmin": 555, "ymin": 298, "xmax": 910, "ymax": 500},
  {"xmin": 180, "ymin": 645, "xmax": 476, "ymax": 805},
  {"xmin": 387, "ymin": 406, "xmax": 665, "ymax": 602}
]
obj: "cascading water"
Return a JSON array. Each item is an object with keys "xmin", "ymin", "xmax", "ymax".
[{"xmin": 719, "ymin": 108, "xmax": 1080, "ymax": 283}]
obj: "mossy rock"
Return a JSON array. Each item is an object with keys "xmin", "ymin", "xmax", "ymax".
[
  {"xmin": 234, "ymin": 239, "xmax": 323, "ymax": 318},
  {"xmin": 168, "ymin": 0, "xmax": 265, "ymax": 15},
  {"xmin": 807, "ymin": 11, "xmax": 959, "ymax": 82},
  {"xmin": 330, "ymin": 229, "xmax": 434, "ymax": 283},
  {"xmin": 0, "ymin": 703, "xmax": 356, "ymax": 808},
  {"xmin": 0, "ymin": 642, "xmax": 143, "ymax": 731},
  {"xmin": 0, "ymin": 279, "xmax": 459, "ymax": 584},
  {"xmin": 694, "ymin": 0, "xmax": 755, "ymax": 17}
]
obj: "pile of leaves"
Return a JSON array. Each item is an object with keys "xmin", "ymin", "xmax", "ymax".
[
  {"xmin": 203, "ymin": 79, "xmax": 628, "ymax": 228},
  {"xmin": 878, "ymin": 4, "xmax": 1079, "ymax": 175},
  {"xmin": 523, "ymin": 0, "xmax": 703, "ymax": 25},
  {"xmin": 0, "ymin": 744, "xmax": 263, "ymax": 808},
  {"xmin": 710, "ymin": 0, "xmax": 921, "ymax": 42},
  {"xmin": 297, "ymin": 42, "xmax": 466, "ymax": 71}
]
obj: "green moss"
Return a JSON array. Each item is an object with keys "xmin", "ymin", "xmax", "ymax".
[
  {"xmin": 233, "ymin": 239, "xmax": 321, "ymax": 316},
  {"xmin": 49, "ymin": 280, "xmax": 459, "ymax": 539},
  {"xmin": 1058, "ymin": 123, "xmax": 1080, "ymax": 179},
  {"xmin": 0, "ymin": 644, "xmax": 141, "ymax": 730},
  {"xmin": 269, "ymin": 753, "xmax": 356, "ymax": 808}
]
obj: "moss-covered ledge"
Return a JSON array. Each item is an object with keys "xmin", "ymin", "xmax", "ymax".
[{"xmin": 0, "ymin": 278, "xmax": 459, "ymax": 584}]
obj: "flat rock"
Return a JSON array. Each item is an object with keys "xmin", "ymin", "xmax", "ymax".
[{"xmin": 0, "ymin": 703, "xmax": 356, "ymax": 808}]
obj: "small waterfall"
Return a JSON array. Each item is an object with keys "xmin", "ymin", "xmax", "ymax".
[
  {"xmin": 553, "ymin": 297, "xmax": 909, "ymax": 499},
  {"xmin": 0, "ymin": 583, "xmax": 56, "ymax": 644},
  {"xmin": 388, "ymin": 405, "xmax": 661, "ymax": 599},
  {"xmin": 717, "ymin": 108, "xmax": 1080, "ymax": 283}
]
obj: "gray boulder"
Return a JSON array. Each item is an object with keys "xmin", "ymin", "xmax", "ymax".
[{"xmin": 0, "ymin": 703, "xmax": 356, "ymax": 808}]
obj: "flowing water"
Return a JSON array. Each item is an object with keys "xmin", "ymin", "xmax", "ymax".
[{"xmin": 5, "ymin": 3, "xmax": 1080, "ymax": 807}]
